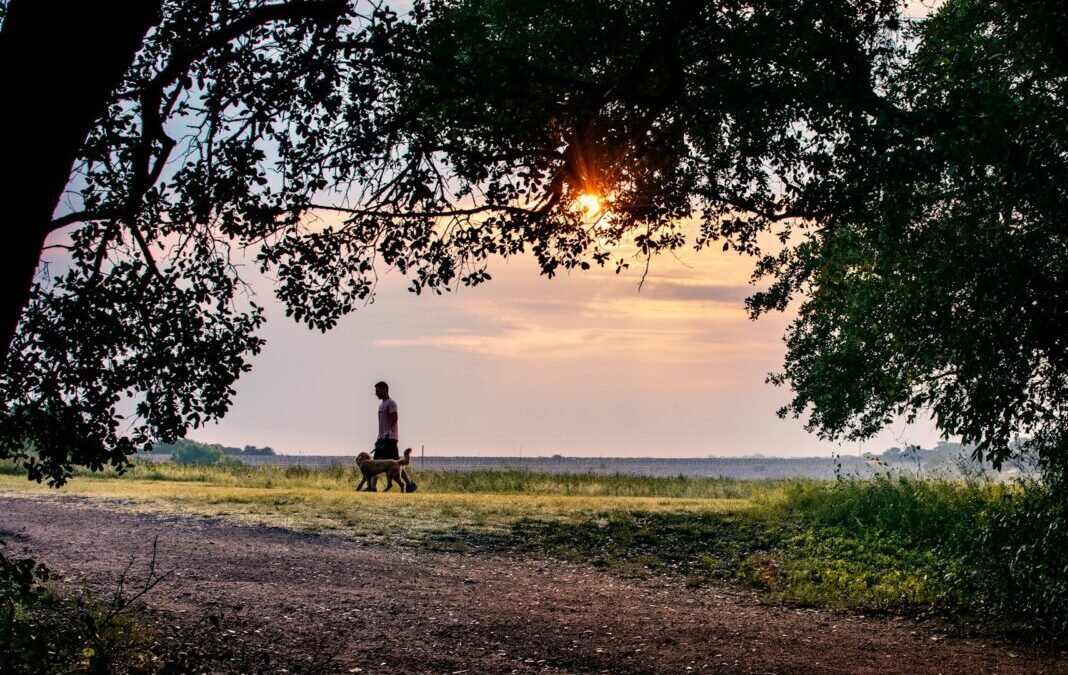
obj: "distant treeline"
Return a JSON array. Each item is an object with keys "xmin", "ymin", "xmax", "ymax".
[
  {"xmin": 873, "ymin": 441, "xmax": 976, "ymax": 463},
  {"xmin": 148, "ymin": 439, "xmax": 275, "ymax": 458},
  {"xmin": 864, "ymin": 441, "xmax": 1034, "ymax": 472}
]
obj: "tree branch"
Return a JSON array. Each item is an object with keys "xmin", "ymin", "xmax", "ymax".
[
  {"xmin": 147, "ymin": 0, "xmax": 349, "ymax": 95},
  {"xmin": 307, "ymin": 200, "xmax": 555, "ymax": 220},
  {"xmin": 51, "ymin": 208, "xmax": 124, "ymax": 229}
]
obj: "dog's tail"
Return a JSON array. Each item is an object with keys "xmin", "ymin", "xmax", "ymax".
[{"xmin": 399, "ymin": 447, "xmax": 413, "ymax": 466}]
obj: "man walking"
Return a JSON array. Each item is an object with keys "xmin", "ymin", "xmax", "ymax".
[{"xmin": 373, "ymin": 381, "xmax": 417, "ymax": 492}]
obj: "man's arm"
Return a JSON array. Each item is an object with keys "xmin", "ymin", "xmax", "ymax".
[{"xmin": 386, "ymin": 401, "xmax": 398, "ymax": 437}]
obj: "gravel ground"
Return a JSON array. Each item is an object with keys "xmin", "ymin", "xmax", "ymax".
[{"xmin": 2, "ymin": 495, "xmax": 1066, "ymax": 674}]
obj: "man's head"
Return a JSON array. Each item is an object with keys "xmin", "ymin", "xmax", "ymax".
[{"xmin": 374, "ymin": 381, "xmax": 389, "ymax": 400}]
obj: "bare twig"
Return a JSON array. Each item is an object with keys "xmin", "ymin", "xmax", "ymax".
[{"xmin": 102, "ymin": 535, "xmax": 176, "ymax": 625}]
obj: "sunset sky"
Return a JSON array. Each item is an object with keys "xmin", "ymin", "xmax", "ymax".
[{"xmin": 196, "ymin": 225, "xmax": 945, "ymax": 457}]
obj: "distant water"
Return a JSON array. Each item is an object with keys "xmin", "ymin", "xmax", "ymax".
[{"xmin": 143, "ymin": 453, "xmax": 880, "ymax": 480}]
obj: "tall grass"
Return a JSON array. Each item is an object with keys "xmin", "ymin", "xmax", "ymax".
[
  {"xmin": 753, "ymin": 476, "xmax": 1008, "ymax": 613},
  {"xmin": 773, "ymin": 474, "xmax": 1068, "ymax": 634},
  {"xmin": 771, "ymin": 473, "xmax": 1010, "ymax": 541}
]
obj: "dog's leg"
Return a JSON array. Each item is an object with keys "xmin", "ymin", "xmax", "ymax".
[
  {"xmin": 362, "ymin": 470, "xmax": 378, "ymax": 491},
  {"xmin": 400, "ymin": 468, "xmax": 418, "ymax": 493},
  {"xmin": 355, "ymin": 475, "xmax": 366, "ymax": 492}
]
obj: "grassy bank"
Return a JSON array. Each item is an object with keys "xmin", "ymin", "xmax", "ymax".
[{"xmin": 2, "ymin": 460, "xmax": 1063, "ymax": 635}]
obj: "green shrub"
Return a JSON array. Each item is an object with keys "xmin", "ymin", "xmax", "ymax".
[{"xmin": 946, "ymin": 474, "xmax": 1068, "ymax": 633}]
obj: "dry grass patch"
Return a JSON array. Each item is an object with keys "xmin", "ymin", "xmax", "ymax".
[{"xmin": 0, "ymin": 474, "xmax": 745, "ymax": 547}]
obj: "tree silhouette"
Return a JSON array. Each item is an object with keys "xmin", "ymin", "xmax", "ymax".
[
  {"xmin": 0, "ymin": 0, "xmax": 360, "ymax": 483},
  {"xmin": 0, "ymin": 0, "xmax": 162, "ymax": 364},
  {"xmin": 762, "ymin": 0, "xmax": 1068, "ymax": 471}
]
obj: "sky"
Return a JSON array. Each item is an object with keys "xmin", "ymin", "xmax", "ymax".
[{"xmin": 195, "ymin": 223, "xmax": 946, "ymax": 457}]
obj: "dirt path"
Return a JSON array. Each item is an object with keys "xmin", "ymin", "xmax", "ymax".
[{"xmin": 2, "ymin": 495, "xmax": 1065, "ymax": 675}]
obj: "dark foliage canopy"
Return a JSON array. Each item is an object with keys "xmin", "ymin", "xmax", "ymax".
[
  {"xmin": 0, "ymin": 0, "xmax": 1063, "ymax": 484},
  {"xmin": 764, "ymin": 1, "xmax": 1068, "ymax": 468}
]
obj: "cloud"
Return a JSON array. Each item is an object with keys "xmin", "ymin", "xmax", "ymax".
[
  {"xmin": 642, "ymin": 282, "xmax": 754, "ymax": 304},
  {"xmin": 375, "ymin": 327, "xmax": 776, "ymax": 361},
  {"xmin": 375, "ymin": 309, "xmax": 778, "ymax": 362},
  {"xmin": 366, "ymin": 230, "xmax": 781, "ymax": 364}
]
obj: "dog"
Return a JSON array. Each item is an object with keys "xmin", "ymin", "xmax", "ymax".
[{"xmin": 355, "ymin": 447, "xmax": 414, "ymax": 492}]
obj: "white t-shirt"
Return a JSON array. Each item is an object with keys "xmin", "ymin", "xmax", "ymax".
[{"xmin": 377, "ymin": 398, "xmax": 398, "ymax": 440}]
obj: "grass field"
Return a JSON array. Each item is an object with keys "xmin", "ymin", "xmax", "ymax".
[
  {"xmin": 1, "ymin": 460, "xmax": 1059, "ymax": 634},
  {"xmin": 0, "ymin": 462, "xmax": 759, "ymax": 547}
]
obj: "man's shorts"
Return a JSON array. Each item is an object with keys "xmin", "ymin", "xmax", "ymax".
[{"xmin": 373, "ymin": 438, "xmax": 399, "ymax": 460}]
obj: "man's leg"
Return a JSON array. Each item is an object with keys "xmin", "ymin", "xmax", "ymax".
[{"xmin": 373, "ymin": 438, "xmax": 400, "ymax": 460}]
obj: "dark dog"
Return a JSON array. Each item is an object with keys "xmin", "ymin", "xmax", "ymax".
[{"xmin": 355, "ymin": 447, "xmax": 413, "ymax": 492}]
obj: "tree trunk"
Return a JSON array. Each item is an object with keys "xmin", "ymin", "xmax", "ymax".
[{"xmin": 0, "ymin": 0, "xmax": 162, "ymax": 369}]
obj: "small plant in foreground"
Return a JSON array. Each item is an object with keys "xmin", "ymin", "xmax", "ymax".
[{"xmin": 0, "ymin": 539, "xmax": 178, "ymax": 674}]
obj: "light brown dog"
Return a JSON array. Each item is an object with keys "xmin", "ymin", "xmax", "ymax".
[{"xmin": 355, "ymin": 447, "xmax": 413, "ymax": 492}]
